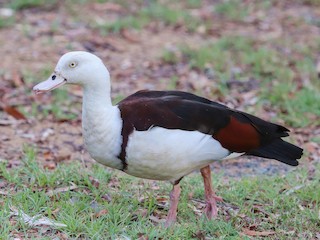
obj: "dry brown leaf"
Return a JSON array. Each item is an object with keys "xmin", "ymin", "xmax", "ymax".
[
  {"xmin": 93, "ymin": 2, "xmax": 124, "ymax": 12},
  {"xmin": 192, "ymin": 230, "xmax": 206, "ymax": 240},
  {"xmin": 3, "ymin": 106, "xmax": 26, "ymax": 120},
  {"xmin": 121, "ymin": 29, "xmax": 140, "ymax": 43},
  {"xmin": 156, "ymin": 197, "xmax": 168, "ymax": 203},
  {"xmin": 43, "ymin": 151, "xmax": 53, "ymax": 160},
  {"xmin": 11, "ymin": 70, "xmax": 24, "ymax": 88},
  {"xmin": 95, "ymin": 209, "xmax": 108, "ymax": 218},
  {"xmin": 89, "ymin": 176, "xmax": 100, "ymax": 188},
  {"xmin": 242, "ymin": 228, "xmax": 276, "ymax": 236},
  {"xmin": 155, "ymin": 197, "xmax": 168, "ymax": 209},
  {"xmin": 43, "ymin": 162, "xmax": 56, "ymax": 170},
  {"xmin": 137, "ymin": 233, "xmax": 149, "ymax": 240},
  {"xmin": 51, "ymin": 208, "xmax": 61, "ymax": 216},
  {"xmin": 149, "ymin": 214, "xmax": 165, "ymax": 224},
  {"xmin": 55, "ymin": 154, "xmax": 71, "ymax": 162},
  {"xmin": 101, "ymin": 193, "xmax": 112, "ymax": 202}
]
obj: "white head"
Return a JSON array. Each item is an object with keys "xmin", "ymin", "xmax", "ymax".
[{"xmin": 33, "ymin": 51, "xmax": 110, "ymax": 93}]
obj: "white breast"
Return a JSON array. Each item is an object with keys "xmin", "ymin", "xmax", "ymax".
[
  {"xmin": 125, "ymin": 127, "xmax": 230, "ymax": 182},
  {"xmin": 82, "ymin": 105, "xmax": 123, "ymax": 170}
]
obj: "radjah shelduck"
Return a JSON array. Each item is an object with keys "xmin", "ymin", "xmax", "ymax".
[{"xmin": 33, "ymin": 51, "xmax": 303, "ymax": 226}]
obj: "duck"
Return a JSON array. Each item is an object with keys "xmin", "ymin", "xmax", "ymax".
[{"xmin": 33, "ymin": 51, "xmax": 303, "ymax": 226}]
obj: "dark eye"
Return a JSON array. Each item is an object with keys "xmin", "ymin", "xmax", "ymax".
[
  {"xmin": 69, "ymin": 62, "xmax": 77, "ymax": 68},
  {"xmin": 52, "ymin": 75, "xmax": 56, "ymax": 80}
]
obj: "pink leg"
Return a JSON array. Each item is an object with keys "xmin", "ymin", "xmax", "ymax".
[
  {"xmin": 200, "ymin": 165, "xmax": 223, "ymax": 219},
  {"xmin": 165, "ymin": 183, "xmax": 181, "ymax": 227}
]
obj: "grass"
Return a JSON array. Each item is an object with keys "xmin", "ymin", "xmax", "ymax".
[
  {"xmin": 161, "ymin": 35, "xmax": 320, "ymax": 127},
  {"xmin": 214, "ymin": 0, "xmax": 275, "ymax": 20},
  {"xmin": 186, "ymin": 0, "xmax": 202, "ymax": 8},
  {"xmin": 0, "ymin": 146, "xmax": 319, "ymax": 239},
  {"xmin": 0, "ymin": 15, "xmax": 15, "ymax": 29},
  {"xmin": 8, "ymin": 0, "xmax": 58, "ymax": 10},
  {"xmin": 214, "ymin": 0, "xmax": 249, "ymax": 21},
  {"xmin": 97, "ymin": 1, "xmax": 202, "ymax": 34},
  {"xmin": 214, "ymin": 0, "xmax": 248, "ymax": 20}
]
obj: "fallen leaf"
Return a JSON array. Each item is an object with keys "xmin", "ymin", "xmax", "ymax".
[
  {"xmin": 242, "ymin": 228, "xmax": 276, "ymax": 236},
  {"xmin": 93, "ymin": 2, "xmax": 124, "ymax": 12},
  {"xmin": 43, "ymin": 151, "xmax": 53, "ymax": 160},
  {"xmin": 121, "ymin": 29, "xmax": 140, "ymax": 43},
  {"xmin": 192, "ymin": 230, "xmax": 206, "ymax": 240},
  {"xmin": 101, "ymin": 193, "xmax": 112, "ymax": 202},
  {"xmin": 155, "ymin": 197, "xmax": 168, "ymax": 208},
  {"xmin": 149, "ymin": 214, "xmax": 165, "ymax": 224},
  {"xmin": 10, "ymin": 206, "xmax": 67, "ymax": 227},
  {"xmin": 11, "ymin": 70, "xmax": 24, "ymax": 88},
  {"xmin": 3, "ymin": 106, "xmax": 26, "ymax": 120},
  {"xmin": 40, "ymin": 128, "xmax": 54, "ymax": 141},
  {"xmin": 43, "ymin": 162, "xmax": 56, "ymax": 170},
  {"xmin": 137, "ymin": 233, "xmax": 149, "ymax": 240},
  {"xmin": 56, "ymin": 154, "xmax": 71, "ymax": 162},
  {"xmin": 51, "ymin": 208, "xmax": 61, "ymax": 216},
  {"xmin": 46, "ymin": 183, "xmax": 78, "ymax": 196},
  {"xmin": 95, "ymin": 209, "xmax": 108, "ymax": 218},
  {"xmin": 89, "ymin": 176, "xmax": 100, "ymax": 188},
  {"xmin": 284, "ymin": 184, "xmax": 305, "ymax": 195}
]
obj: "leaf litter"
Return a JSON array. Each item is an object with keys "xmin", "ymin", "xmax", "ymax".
[{"xmin": 9, "ymin": 206, "xmax": 67, "ymax": 228}]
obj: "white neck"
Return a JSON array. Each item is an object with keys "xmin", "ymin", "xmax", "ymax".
[
  {"xmin": 81, "ymin": 73, "xmax": 123, "ymax": 170},
  {"xmin": 82, "ymin": 67, "xmax": 112, "ymax": 107}
]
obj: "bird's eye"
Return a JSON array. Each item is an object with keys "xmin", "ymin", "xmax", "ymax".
[{"xmin": 69, "ymin": 62, "xmax": 77, "ymax": 68}]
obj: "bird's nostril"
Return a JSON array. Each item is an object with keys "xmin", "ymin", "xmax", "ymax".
[{"xmin": 52, "ymin": 75, "xmax": 56, "ymax": 80}]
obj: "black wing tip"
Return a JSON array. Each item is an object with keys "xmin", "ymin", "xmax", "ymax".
[
  {"xmin": 248, "ymin": 139, "xmax": 303, "ymax": 166},
  {"xmin": 290, "ymin": 160, "xmax": 299, "ymax": 166},
  {"xmin": 275, "ymin": 124, "xmax": 290, "ymax": 137},
  {"xmin": 286, "ymin": 145, "xmax": 304, "ymax": 166}
]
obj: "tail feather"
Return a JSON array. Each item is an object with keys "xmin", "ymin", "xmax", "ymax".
[{"xmin": 247, "ymin": 139, "xmax": 303, "ymax": 166}]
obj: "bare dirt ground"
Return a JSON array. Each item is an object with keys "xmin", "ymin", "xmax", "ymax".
[{"xmin": 0, "ymin": 0, "xmax": 319, "ymax": 178}]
